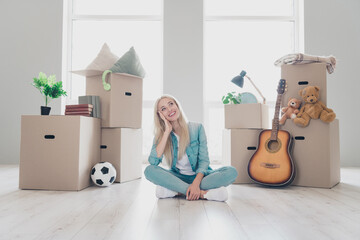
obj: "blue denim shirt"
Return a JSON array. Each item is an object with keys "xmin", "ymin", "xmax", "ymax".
[{"xmin": 148, "ymin": 122, "xmax": 213, "ymax": 176}]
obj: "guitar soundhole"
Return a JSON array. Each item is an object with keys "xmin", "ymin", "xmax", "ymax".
[
  {"xmin": 265, "ymin": 139, "xmax": 282, "ymax": 153},
  {"xmin": 268, "ymin": 140, "xmax": 279, "ymax": 150}
]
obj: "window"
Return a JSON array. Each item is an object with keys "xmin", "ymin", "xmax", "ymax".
[
  {"xmin": 63, "ymin": 0, "xmax": 303, "ymax": 164},
  {"xmin": 204, "ymin": 0, "xmax": 303, "ymax": 163},
  {"xmin": 63, "ymin": 0, "xmax": 163, "ymax": 160}
]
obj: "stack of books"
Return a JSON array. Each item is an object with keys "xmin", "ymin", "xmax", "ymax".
[
  {"xmin": 79, "ymin": 95, "xmax": 101, "ymax": 118},
  {"xmin": 65, "ymin": 104, "xmax": 93, "ymax": 117}
]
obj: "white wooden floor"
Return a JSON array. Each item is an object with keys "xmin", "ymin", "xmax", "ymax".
[{"xmin": 1, "ymin": 165, "xmax": 360, "ymax": 240}]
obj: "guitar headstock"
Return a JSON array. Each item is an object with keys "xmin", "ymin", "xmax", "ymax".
[{"xmin": 277, "ymin": 79, "xmax": 287, "ymax": 94}]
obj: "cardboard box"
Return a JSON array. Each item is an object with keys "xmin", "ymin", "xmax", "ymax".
[
  {"xmin": 281, "ymin": 63, "xmax": 327, "ymax": 105},
  {"xmin": 281, "ymin": 119, "xmax": 340, "ymax": 188},
  {"xmin": 222, "ymin": 128, "xmax": 263, "ymax": 183},
  {"xmin": 19, "ymin": 116, "xmax": 101, "ymax": 191},
  {"xmin": 73, "ymin": 70, "xmax": 142, "ymax": 128},
  {"xmin": 101, "ymin": 128, "xmax": 142, "ymax": 183},
  {"xmin": 225, "ymin": 103, "xmax": 269, "ymax": 129}
]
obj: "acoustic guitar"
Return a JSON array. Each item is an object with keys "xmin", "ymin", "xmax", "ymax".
[{"xmin": 248, "ymin": 79, "xmax": 295, "ymax": 187}]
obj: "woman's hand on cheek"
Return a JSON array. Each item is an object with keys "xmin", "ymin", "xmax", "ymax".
[
  {"xmin": 158, "ymin": 111, "xmax": 172, "ymax": 133},
  {"xmin": 186, "ymin": 183, "xmax": 201, "ymax": 201}
]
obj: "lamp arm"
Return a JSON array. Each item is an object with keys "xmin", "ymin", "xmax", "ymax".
[{"xmin": 245, "ymin": 75, "xmax": 266, "ymax": 104}]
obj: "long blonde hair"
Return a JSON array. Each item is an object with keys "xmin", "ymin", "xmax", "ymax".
[{"xmin": 153, "ymin": 95, "xmax": 190, "ymax": 167}]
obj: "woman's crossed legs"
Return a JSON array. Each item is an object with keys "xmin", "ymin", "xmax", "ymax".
[{"xmin": 144, "ymin": 165, "xmax": 238, "ymax": 196}]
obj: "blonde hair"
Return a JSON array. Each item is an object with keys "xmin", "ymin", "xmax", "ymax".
[{"xmin": 153, "ymin": 94, "xmax": 190, "ymax": 167}]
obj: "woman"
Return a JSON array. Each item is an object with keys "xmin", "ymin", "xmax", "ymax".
[{"xmin": 144, "ymin": 95, "xmax": 238, "ymax": 201}]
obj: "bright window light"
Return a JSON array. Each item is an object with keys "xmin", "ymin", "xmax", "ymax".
[
  {"xmin": 204, "ymin": 0, "xmax": 301, "ymax": 163},
  {"xmin": 66, "ymin": 0, "xmax": 163, "ymax": 161},
  {"xmin": 205, "ymin": 0, "xmax": 293, "ymax": 16},
  {"xmin": 73, "ymin": 0, "xmax": 162, "ymax": 15},
  {"xmin": 71, "ymin": 20, "xmax": 162, "ymax": 101},
  {"xmin": 204, "ymin": 21, "xmax": 293, "ymax": 103}
]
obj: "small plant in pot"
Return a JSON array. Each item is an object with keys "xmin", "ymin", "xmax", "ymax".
[
  {"xmin": 222, "ymin": 92, "xmax": 241, "ymax": 104},
  {"xmin": 32, "ymin": 72, "xmax": 67, "ymax": 115}
]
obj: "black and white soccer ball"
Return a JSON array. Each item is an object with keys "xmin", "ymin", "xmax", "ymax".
[{"xmin": 91, "ymin": 162, "xmax": 116, "ymax": 187}]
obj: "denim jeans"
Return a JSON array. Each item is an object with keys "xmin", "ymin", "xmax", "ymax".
[{"xmin": 144, "ymin": 165, "xmax": 238, "ymax": 195}]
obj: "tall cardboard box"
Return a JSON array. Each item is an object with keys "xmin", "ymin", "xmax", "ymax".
[
  {"xmin": 73, "ymin": 70, "xmax": 143, "ymax": 128},
  {"xmin": 101, "ymin": 128, "xmax": 142, "ymax": 183},
  {"xmin": 223, "ymin": 129, "xmax": 263, "ymax": 183},
  {"xmin": 281, "ymin": 63, "xmax": 328, "ymax": 104},
  {"xmin": 19, "ymin": 116, "xmax": 101, "ymax": 191},
  {"xmin": 225, "ymin": 103, "xmax": 269, "ymax": 129},
  {"xmin": 281, "ymin": 119, "xmax": 340, "ymax": 188}
]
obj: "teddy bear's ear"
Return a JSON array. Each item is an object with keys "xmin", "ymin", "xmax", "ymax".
[
  {"xmin": 314, "ymin": 86, "xmax": 320, "ymax": 92},
  {"xmin": 298, "ymin": 89, "xmax": 303, "ymax": 96}
]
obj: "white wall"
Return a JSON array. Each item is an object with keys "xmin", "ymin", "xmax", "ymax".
[
  {"xmin": 163, "ymin": 0, "xmax": 203, "ymax": 123},
  {"xmin": 0, "ymin": 0, "xmax": 63, "ymax": 164},
  {"xmin": 304, "ymin": 0, "xmax": 360, "ymax": 166}
]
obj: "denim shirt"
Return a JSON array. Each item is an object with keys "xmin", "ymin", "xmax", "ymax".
[{"xmin": 148, "ymin": 122, "xmax": 213, "ymax": 176}]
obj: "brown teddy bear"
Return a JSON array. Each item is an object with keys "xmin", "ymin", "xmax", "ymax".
[
  {"xmin": 293, "ymin": 86, "xmax": 336, "ymax": 127},
  {"xmin": 280, "ymin": 98, "xmax": 302, "ymax": 125}
]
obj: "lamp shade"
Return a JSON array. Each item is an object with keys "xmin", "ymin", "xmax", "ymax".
[
  {"xmin": 231, "ymin": 70, "xmax": 247, "ymax": 88},
  {"xmin": 230, "ymin": 70, "xmax": 266, "ymax": 104}
]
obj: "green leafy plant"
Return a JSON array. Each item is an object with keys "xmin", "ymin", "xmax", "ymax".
[
  {"xmin": 32, "ymin": 72, "xmax": 67, "ymax": 106},
  {"xmin": 222, "ymin": 92, "xmax": 241, "ymax": 104}
]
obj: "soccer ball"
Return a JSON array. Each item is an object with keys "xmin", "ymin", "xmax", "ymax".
[{"xmin": 91, "ymin": 162, "xmax": 116, "ymax": 187}]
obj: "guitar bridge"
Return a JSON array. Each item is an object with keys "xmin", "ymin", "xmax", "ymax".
[{"xmin": 261, "ymin": 162, "xmax": 280, "ymax": 169}]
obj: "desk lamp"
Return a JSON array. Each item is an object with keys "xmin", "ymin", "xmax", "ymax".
[{"xmin": 231, "ymin": 70, "xmax": 266, "ymax": 104}]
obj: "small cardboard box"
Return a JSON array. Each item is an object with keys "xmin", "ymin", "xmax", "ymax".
[
  {"xmin": 281, "ymin": 119, "xmax": 340, "ymax": 188},
  {"xmin": 19, "ymin": 116, "xmax": 101, "ymax": 191},
  {"xmin": 222, "ymin": 128, "xmax": 263, "ymax": 183},
  {"xmin": 225, "ymin": 103, "xmax": 269, "ymax": 129},
  {"xmin": 281, "ymin": 63, "xmax": 327, "ymax": 105},
  {"xmin": 101, "ymin": 128, "xmax": 142, "ymax": 183},
  {"xmin": 72, "ymin": 70, "xmax": 142, "ymax": 128}
]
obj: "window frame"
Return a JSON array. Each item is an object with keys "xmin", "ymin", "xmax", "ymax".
[
  {"xmin": 62, "ymin": 0, "xmax": 303, "ymax": 164},
  {"xmin": 62, "ymin": 0, "xmax": 163, "ymax": 162},
  {"xmin": 63, "ymin": 0, "xmax": 163, "ymax": 101},
  {"xmin": 203, "ymin": 0, "xmax": 304, "ymax": 163}
]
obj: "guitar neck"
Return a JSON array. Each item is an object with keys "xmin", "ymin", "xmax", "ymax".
[{"xmin": 271, "ymin": 93, "xmax": 282, "ymax": 140}]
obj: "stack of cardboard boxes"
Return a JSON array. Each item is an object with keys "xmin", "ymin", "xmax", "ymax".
[
  {"xmin": 92, "ymin": 72, "xmax": 143, "ymax": 184},
  {"xmin": 281, "ymin": 63, "xmax": 340, "ymax": 188},
  {"xmin": 222, "ymin": 103, "xmax": 269, "ymax": 184},
  {"xmin": 222, "ymin": 63, "xmax": 340, "ymax": 188},
  {"xmin": 19, "ymin": 71, "xmax": 143, "ymax": 191}
]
